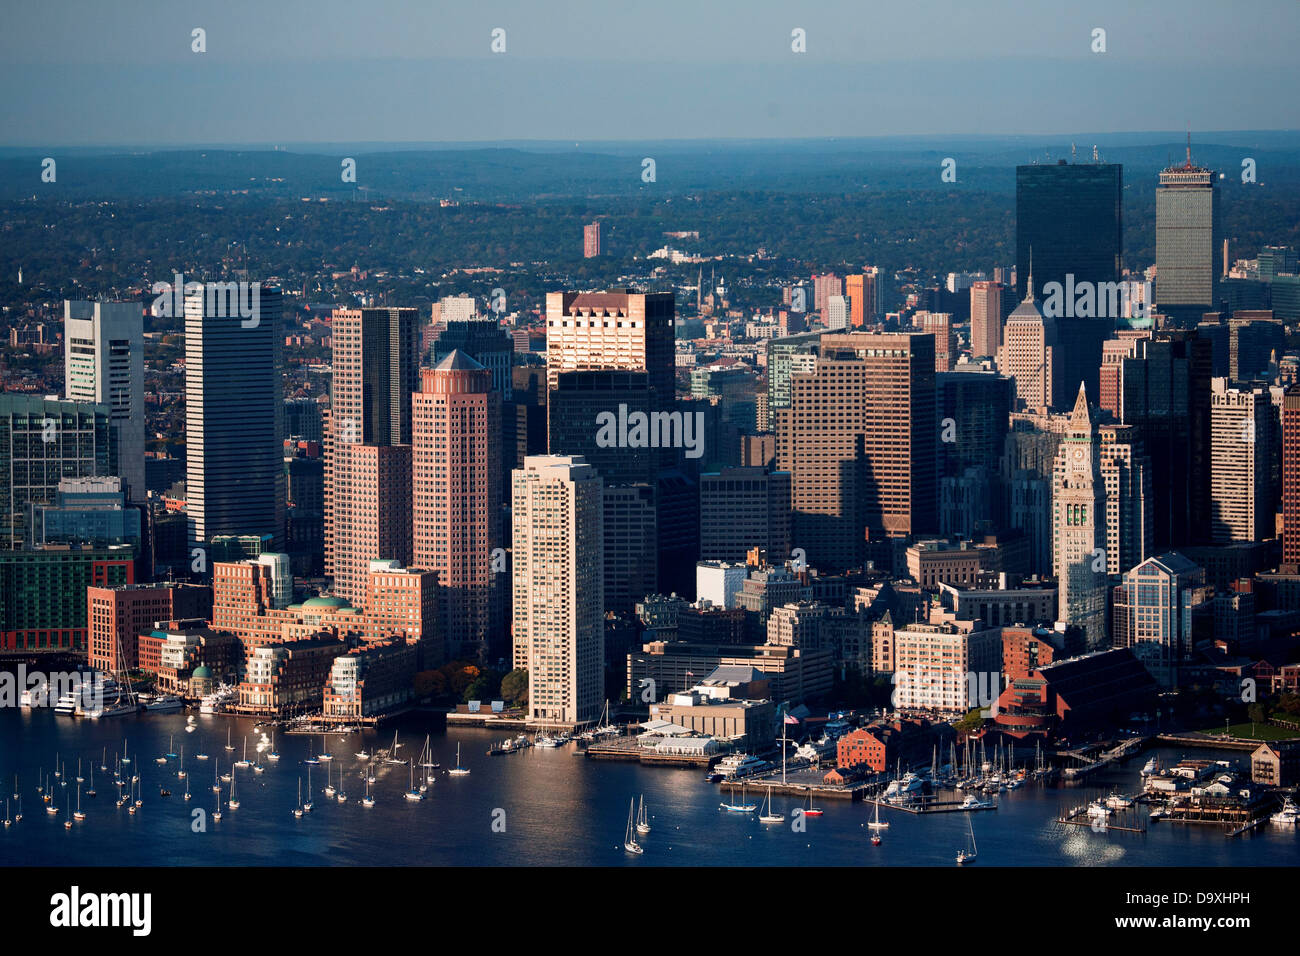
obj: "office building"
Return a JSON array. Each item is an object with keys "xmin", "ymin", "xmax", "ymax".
[
  {"xmin": 583, "ymin": 221, "xmax": 601, "ymax": 258},
  {"xmin": 544, "ymin": 290, "xmax": 675, "ymax": 405},
  {"xmin": 1112, "ymin": 552, "xmax": 1211, "ymax": 687},
  {"xmin": 699, "ymin": 466, "xmax": 791, "ymax": 563},
  {"xmin": 1052, "ymin": 386, "xmax": 1108, "ymax": 648},
  {"xmin": 969, "ymin": 280, "xmax": 1004, "ymax": 359},
  {"xmin": 511, "ymin": 456, "xmax": 604, "ymax": 725},
  {"xmin": 1156, "ymin": 146, "xmax": 1220, "ymax": 326},
  {"xmin": 412, "ymin": 351, "xmax": 501, "ymax": 661},
  {"xmin": 185, "ymin": 284, "xmax": 285, "ymax": 549},
  {"xmin": 1209, "ymin": 379, "xmax": 1275, "ymax": 543},
  {"xmin": 1016, "ymin": 161, "xmax": 1123, "ymax": 402},
  {"xmin": 64, "ymin": 300, "xmax": 145, "ymax": 502},
  {"xmin": 326, "ymin": 307, "xmax": 418, "ymax": 606},
  {"xmin": 777, "ymin": 332, "xmax": 937, "ymax": 571}
]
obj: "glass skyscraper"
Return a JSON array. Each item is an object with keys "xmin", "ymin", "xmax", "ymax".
[{"xmin": 1016, "ymin": 161, "xmax": 1123, "ymax": 408}]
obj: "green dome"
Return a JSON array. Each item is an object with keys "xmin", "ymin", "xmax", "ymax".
[
  {"xmin": 300, "ymin": 595, "xmax": 351, "ymax": 610},
  {"xmin": 192, "ymin": 665, "xmax": 212, "ymax": 679}
]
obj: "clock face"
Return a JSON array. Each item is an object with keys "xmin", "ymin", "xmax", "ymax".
[{"xmin": 1072, "ymin": 448, "xmax": 1085, "ymax": 461}]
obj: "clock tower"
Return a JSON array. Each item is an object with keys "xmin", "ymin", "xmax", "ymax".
[{"xmin": 1053, "ymin": 383, "xmax": 1108, "ymax": 648}]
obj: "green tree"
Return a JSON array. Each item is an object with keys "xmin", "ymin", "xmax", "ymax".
[{"xmin": 500, "ymin": 668, "xmax": 529, "ymax": 706}]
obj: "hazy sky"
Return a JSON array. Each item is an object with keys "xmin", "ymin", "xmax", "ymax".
[{"xmin": 3, "ymin": 0, "xmax": 1297, "ymax": 145}]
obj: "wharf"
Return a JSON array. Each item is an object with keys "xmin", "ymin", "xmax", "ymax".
[
  {"xmin": 869, "ymin": 795, "xmax": 999, "ymax": 815},
  {"xmin": 1057, "ymin": 803, "xmax": 1146, "ymax": 833}
]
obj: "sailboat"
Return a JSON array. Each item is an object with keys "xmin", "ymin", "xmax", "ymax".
[
  {"xmin": 385, "ymin": 730, "xmax": 405, "ymax": 764},
  {"xmin": 293, "ymin": 779, "xmax": 304, "ymax": 818},
  {"xmin": 635, "ymin": 795, "xmax": 652, "ymax": 835},
  {"xmin": 73, "ymin": 784, "xmax": 86, "ymax": 822},
  {"xmin": 64, "ymin": 792, "xmax": 73, "ymax": 829},
  {"xmin": 183, "ymin": 776, "xmax": 191, "ymax": 802},
  {"xmin": 318, "ymin": 734, "xmax": 333, "ymax": 762},
  {"xmin": 99, "ymin": 748, "xmax": 108, "ymax": 773},
  {"xmin": 177, "ymin": 747, "xmax": 186, "ymax": 779},
  {"xmin": 449, "ymin": 742, "xmax": 470, "ymax": 776},
  {"xmin": 361, "ymin": 773, "xmax": 375, "ymax": 808},
  {"xmin": 122, "ymin": 738, "xmax": 131, "ymax": 764},
  {"xmin": 759, "ymin": 786, "xmax": 784, "ymax": 824},
  {"xmin": 303, "ymin": 766, "xmax": 314, "ymax": 812},
  {"xmin": 956, "ymin": 814, "xmax": 978, "ymax": 865},
  {"xmin": 166, "ymin": 735, "xmax": 178, "ymax": 759},
  {"xmin": 267, "ymin": 730, "xmax": 280, "ymax": 762},
  {"xmin": 868, "ymin": 798, "xmax": 889, "ymax": 830},
  {"xmin": 803, "ymin": 790, "xmax": 824, "ymax": 817},
  {"xmin": 227, "ymin": 768, "xmax": 240, "ymax": 810},
  {"xmin": 3, "ymin": 799, "xmax": 10, "ymax": 827},
  {"xmin": 234, "ymin": 736, "xmax": 251, "ymax": 769},
  {"xmin": 405, "ymin": 760, "xmax": 423, "ymax": 801},
  {"xmin": 719, "ymin": 781, "xmax": 757, "ymax": 813},
  {"xmin": 303, "ymin": 736, "xmax": 319, "ymax": 765},
  {"xmin": 76, "ymin": 757, "xmax": 84, "ymax": 783},
  {"xmin": 86, "ymin": 765, "xmax": 96, "ymax": 798},
  {"xmin": 623, "ymin": 798, "xmax": 644, "ymax": 854},
  {"xmin": 13, "ymin": 795, "xmax": 21, "ymax": 823},
  {"xmin": 224, "ymin": 727, "xmax": 234, "ymax": 751},
  {"xmin": 324, "ymin": 759, "xmax": 336, "ymax": 798},
  {"xmin": 212, "ymin": 788, "xmax": 222, "ymax": 822}
]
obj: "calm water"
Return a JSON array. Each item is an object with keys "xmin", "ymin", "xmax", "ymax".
[{"xmin": 1, "ymin": 709, "xmax": 1297, "ymax": 866}]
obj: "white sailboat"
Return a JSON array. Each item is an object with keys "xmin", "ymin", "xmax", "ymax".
[
  {"xmin": 234, "ymin": 735, "xmax": 251, "ymax": 769},
  {"xmin": 623, "ymin": 798, "xmax": 643, "ymax": 854},
  {"xmin": 449, "ymin": 742, "xmax": 470, "ymax": 776},
  {"xmin": 405, "ymin": 760, "xmax": 423, "ymax": 801},
  {"xmin": 361, "ymin": 773, "xmax": 375, "ymax": 808},
  {"xmin": 227, "ymin": 768, "xmax": 240, "ymax": 810},
  {"xmin": 956, "ymin": 814, "xmax": 978, "ymax": 865},
  {"xmin": 758, "ymin": 786, "xmax": 784, "ymax": 824},
  {"xmin": 385, "ymin": 730, "xmax": 405, "ymax": 764},
  {"xmin": 177, "ymin": 746, "xmax": 186, "ymax": 779},
  {"xmin": 86, "ymin": 765, "xmax": 96, "ymax": 798},
  {"xmin": 318, "ymin": 734, "xmax": 333, "ymax": 762},
  {"xmin": 635, "ymin": 794, "xmax": 652, "ymax": 834},
  {"xmin": 868, "ymin": 798, "xmax": 889, "ymax": 830},
  {"xmin": 324, "ymin": 759, "xmax": 336, "ymax": 798},
  {"xmin": 293, "ymin": 779, "xmax": 304, "ymax": 818},
  {"xmin": 224, "ymin": 727, "xmax": 234, "ymax": 751},
  {"xmin": 267, "ymin": 730, "xmax": 280, "ymax": 762},
  {"xmin": 303, "ymin": 765, "xmax": 314, "ymax": 812},
  {"xmin": 212, "ymin": 788, "xmax": 222, "ymax": 822},
  {"xmin": 73, "ymin": 783, "xmax": 86, "ymax": 822},
  {"xmin": 719, "ymin": 781, "xmax": 757, "ymax": 813}
]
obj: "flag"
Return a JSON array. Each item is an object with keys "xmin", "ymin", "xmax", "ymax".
[
  {"xmin": 685, "ymin": 671, "xmax": 695, "ymax": 677},
  {"xmin": 783, "ymin": 714, "xmax": 800, "ymax": 725}
]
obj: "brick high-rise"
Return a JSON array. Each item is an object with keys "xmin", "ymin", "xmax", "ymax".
[
  {"xmin": 1284, "ymin": 386, "xmax": 1300, "ymax": 572},
  {"xmin": 969, "ymin": 281, "xmax": 1003, "ymax": 360},
  {"xmin": 412, "ymin": 351, "xmax": 501, "ymax": 662},
  {"xmin": 325, "ymin": 307, "xmax": 419, "ymax": 606},
  {"xmin": 777, "ymin": 332, "xmax": 937, "ymax": 572}
]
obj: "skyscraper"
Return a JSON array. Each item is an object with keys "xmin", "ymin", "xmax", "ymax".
[
  {"xmin": 998, "ymin": 280, "xmax": 1056, "ymax": 411},
  {"xmin": 412, "ymin": 351, "xmax": 501, "ymax": 661},
  {"xmin": 914, "ymin": 312, "xmax": 955, "ymax": 372},
  {"xmin": 185, "ymin": 285, "xmax": 284, "ymax": 550},
  {"xmin": 777, "ymin": 332, "xmax": 937, "ymax": 572},
  {"xmin": 544, "ymin": 290, "xmax": 675, "ymax": 405},
  {"xmin": 1016, "ymin": 161, "xmax": 1123, "ymax": 404},
  {"xmin": 969, "ymin": 280, "xmax": 1004, "ymax": 360},
  {"xmin": 326, "ymin": 307, "xmax": 418, "ymax": 605},
  {"xmin": 1209, "ymin": 378, "xmax": 1274, "ymax": 543},
  {"xmin": 64, "ymin": 300, "xmax": 145, "ymax": 503},
  {"xmin": 512, "ymin": 456, "xmax": 603, "ymax": 725},
  {"xmin": 1156, "ymin": 145, "xmax": 1220, "ymax": 327},
  {"xmin": 1052, "ymin": 385, "xmax": 1107, "ymax": 649},
  {"xmin": 1283, "ymin": 386, "xmax": 1300, "ymax": 572},
  {"xmin": 583, "ymin": 222, "xmax": 601, "ymax": 258},
  {"xmin": 1112, "ymin": 552, "xmax": 1210, "ymax": 687},
  {"xmin": 432, "ymin": 316, "xmax": 514, "ymax": 400}
]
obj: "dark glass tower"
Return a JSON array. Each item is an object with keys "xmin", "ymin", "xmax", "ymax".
[{"xmin": 1016, "ymin": 161, "xmax": 1123, "ymax": 408}]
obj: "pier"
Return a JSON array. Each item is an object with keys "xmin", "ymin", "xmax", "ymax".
[{"xmin": 1057, "ymin": 803, "xmax": 1146, "ymax": 834}]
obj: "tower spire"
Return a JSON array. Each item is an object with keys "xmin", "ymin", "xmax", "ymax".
[{"xmin": 1024, "ymin": 247, "xmax": 1034, "ymax": 301}]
